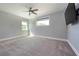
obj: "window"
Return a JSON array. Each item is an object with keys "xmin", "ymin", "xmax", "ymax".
[
  {"xmin": 36, "ymin": 18, "xmax": 49, "ymax": 26},
  {"xmin": 21, "ymin": 21, "xmax": 28, "ymax": 31}
]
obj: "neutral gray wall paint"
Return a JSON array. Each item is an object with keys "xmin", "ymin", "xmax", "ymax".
[
  {"xmin": 31, "ymin": 11, "xmax": 67, "ymax": 39},
  {"xmin": 68, "ymin": 23, "xmax": 79, "ymax": 55},
  {"xmin": 0, "ymin": 11, "xmax": 28, "ymax": 39}
]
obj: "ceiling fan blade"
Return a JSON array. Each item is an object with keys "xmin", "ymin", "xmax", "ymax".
[
  {"xmin": 32, "ymin": 9, "xmax": 38, "ymax": 11},
  {"xmin": 32, "ymin": 11, "xmax": 37, "ymax": 15}
]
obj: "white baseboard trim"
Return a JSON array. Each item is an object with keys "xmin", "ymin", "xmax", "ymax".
[
  {"xmin": 36, "ymin": 35, "xmax": 67, "ymax": 42},
  {"xmin": 67, "ymin": 40, "xmax": 79, "ymax": 56},
  {"xmin": 0, "ymin": 34, "xmax": 27, "ymax": 42}
]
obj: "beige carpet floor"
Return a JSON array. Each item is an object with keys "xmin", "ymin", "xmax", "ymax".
[{"xmin": 0, "ymin": 36, "xmax": 76, "ymax": 56}]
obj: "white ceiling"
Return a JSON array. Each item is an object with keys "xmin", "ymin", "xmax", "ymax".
[{"xmin": 0, "ymin": 3, "xmax": 68, "ymax": 19}]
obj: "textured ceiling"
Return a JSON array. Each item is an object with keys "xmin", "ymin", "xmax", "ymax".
[{"xmin": 0, "ymin": 3, "xmax": 68, "ymax": 19}]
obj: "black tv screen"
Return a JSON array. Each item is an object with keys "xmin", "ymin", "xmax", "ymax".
[{"xmin": 65, "ymin": 3, "xmax": 77, "ymax": 25}]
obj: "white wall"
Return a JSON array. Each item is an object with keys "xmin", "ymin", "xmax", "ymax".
[
  {"xmin": 30, "ymin": 11, "xmax": 67, "ymax": 39},
  {"xmin": 68, "ymin": 23, "xmax": 79, "ymax": 55},
  {"xmin": 0, "ymin": 11, "xmax": 28, "ymax": 39}
]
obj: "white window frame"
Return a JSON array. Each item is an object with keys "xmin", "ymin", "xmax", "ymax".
[{"xmin": 36, "ymin": 17, "xmax": 50, "ymax": 26}]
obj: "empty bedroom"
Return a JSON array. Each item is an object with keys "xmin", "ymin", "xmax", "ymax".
[{"xmin": 0, "ymin": 3, "xmax": 79, "ymax": 56}]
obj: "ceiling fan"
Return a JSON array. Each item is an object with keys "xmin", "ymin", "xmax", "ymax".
[{"xmin": 26, "ymin": 7, "xmax": 39, "ymax": 15}]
